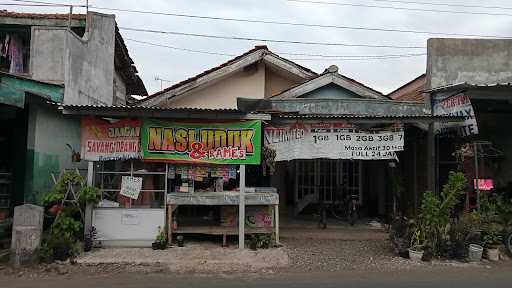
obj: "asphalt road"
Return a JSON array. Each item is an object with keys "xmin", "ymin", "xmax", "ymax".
[{"xmin": 2, "ymin": 266, "xmax": 511, "ymax": 288}]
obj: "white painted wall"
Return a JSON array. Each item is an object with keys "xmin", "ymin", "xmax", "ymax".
[{"xmin": 164, "ymin": 62, "xmax": 266, "ymax": 109}]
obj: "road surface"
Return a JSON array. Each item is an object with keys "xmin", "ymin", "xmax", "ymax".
[{"xmin": 2, "ymin": 265, "xmax": 511, "ymax": 288}]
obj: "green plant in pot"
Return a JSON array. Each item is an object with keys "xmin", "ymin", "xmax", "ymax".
[
  {"xmin": 482, "ymin": 224, "xmax": 503, "ymax": 261},
  {"xmin": 39, "ymin": 240, "xmax": 54, "ymax": 264},
  {"xmin": 408, "ymin": 228, "xmax": 425, "ymax": 262},
  {"xmin": 152, "ymin": 226, "xmax": 167, "ymax": 250},
  {"xmin": 47, "ymin": 213, "xmax": 83, "ymax": 261}
]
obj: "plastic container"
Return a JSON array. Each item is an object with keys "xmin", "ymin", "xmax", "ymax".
[
  {"xmin": 468, "ymin": 244, "xmax": 483, "ymax": 262},
  {"xmin": 486, "ymin": 247, "xmax": 500, "ymax": 261},
  {"xmin": 408, "ymin": 249, "xmax": 424, "ymax": 262}
]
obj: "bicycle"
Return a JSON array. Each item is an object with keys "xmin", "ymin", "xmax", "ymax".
[{"xmin": 317, "ymin": 193, "xmax": 359, "ymax": 228}]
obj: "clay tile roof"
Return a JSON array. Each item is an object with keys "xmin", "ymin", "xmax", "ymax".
[
  {"xmin": 0, "ymin": 10, "xmax": 86, "ymax": 20},
  {"xmin": 388, "ymin": 74, "xmax": 426, "ymax": 102},
  {"xmin": 138, "ymin": 45, "xmax": 317, "ymax": 104}
]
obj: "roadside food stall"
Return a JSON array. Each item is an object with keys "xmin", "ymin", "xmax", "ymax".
[{"xmin": 74, "ymin": 106, "xmax": 275, "ymax": 248}]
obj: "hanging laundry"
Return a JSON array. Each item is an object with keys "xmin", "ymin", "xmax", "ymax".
[
  {"xmin": 8, "ymin": 35, "xmax": 23, "ymax": 74},
  {"xmin": 1, "ymin": 35, "xmax": 10, "ymax": 58}
]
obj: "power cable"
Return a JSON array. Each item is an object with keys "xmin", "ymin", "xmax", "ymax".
[
  {"xmin": 287, "ymin": 0, "xmax": 512, "ymax": 17},
  {"xmin": 125, "ymin": 38, "xmax": 427, "ymax": 59},
  {"xmin": 362, "ymin": 0, "xmax": 512, "ymax": 10},
  {"xmin": 4, "ymin": 0, "xmax": 512, "ymax": 38},
  {"xmin": 120, "ymin": 26, "xmax": 425, "ymax": 49}
]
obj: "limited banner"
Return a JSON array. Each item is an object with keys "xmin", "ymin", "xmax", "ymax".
[
  {"xmin": 264, "ymin": 122, "xmax": 404, "ymax": 161},
  {"xmin": 81, "ymin": 117, "xmax": 142, "ymax": 161},
  {"xmin": 433, "ymin": 92, "xmax": 478, "ymax": 137},
  {"xmin": 141, "ymin": 119, "xmax": 261, "ymax": 164}
]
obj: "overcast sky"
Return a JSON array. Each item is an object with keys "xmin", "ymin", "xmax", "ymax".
[{"xmin": 2, "ymin": 0, "xmax": 512, "ymax": 95}]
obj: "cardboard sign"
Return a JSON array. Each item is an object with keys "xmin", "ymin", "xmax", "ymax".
[
  {"xmin": 120, "ymin": 176, "xmax": 143, "ymax": 200},
  {"xmin": 81, "ymin": 117, "xmax": 142, "ymax": 161},
  {"xmin": 264, "ymin": 122, "xmax": 404, "ymax": 161},
  {"xmin": 141, "ymin": 119, "xmax": 261, "ymax": 164},
  {"xmin": 433, "ymin": 92, "xmax": 478, "ymax": 137}
]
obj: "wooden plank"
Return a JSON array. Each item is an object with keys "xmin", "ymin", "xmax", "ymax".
[{"xmin": 174, "ymin": 226, "xmax": 273, "ymax": 235}]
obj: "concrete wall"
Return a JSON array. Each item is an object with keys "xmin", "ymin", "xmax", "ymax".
[
  {"xmin": 64, "ymin": 12, "xmax": 116, "ymax": 105},
  {"xmin": 299, "ymin": 83, "xmax": 361, "ymax": 99},
  {"xmin": 165, "ymin": 62, "xmax": 266, "ymax": 109},
  {"xmin": 30, "ymin": 27, "xmax": 66, "ymax": 84},
  {"xmin": 427, "ymin": 39, "xmax": 512, "ymax": 89},
  {"xmin": 24, "ymin": 102, "xmax": 86, "ymax": 203},
  {"xmin": 29, "ymin": 12, "xmax": 117, "ymax": 105},
  {"xmin": 114, "ymin": 71, "xmax": 127, "ymax": 105}
]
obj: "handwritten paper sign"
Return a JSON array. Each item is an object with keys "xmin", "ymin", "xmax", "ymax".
[{"xmin": 120, "ymin": 176, "xmax": 143, "ymax": 200}]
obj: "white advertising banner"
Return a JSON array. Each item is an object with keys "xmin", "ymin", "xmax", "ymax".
[
  {"xmin": 264, "ymin": 122, "xmax": 404, "ymax": 161},
  {"xmin": 433, "ymin": 92, "xmax": 478, "ymax": 137},
  {"xmin": 120, "ymin": 176, "xmax": 143, "ymax": 200}
]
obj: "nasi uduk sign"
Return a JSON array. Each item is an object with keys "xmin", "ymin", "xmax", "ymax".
[
  {"xmin": 81, "ymin": 117, "xmax": 142, "ymax": 161},
  {"xmin": 433, "ymin": 92, "xmax": 478, "ymax": 137},
  {"xmin": 141, "ymin": 119, "xmax": 261, "ymax": 164},
  {"xmin": 264, "ymin": 122, "xmax": 404, "ymax": 161}
]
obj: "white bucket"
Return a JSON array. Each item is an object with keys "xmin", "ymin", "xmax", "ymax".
[
  {"xmin": 468, "ymin": 244, "xmax": 483, "ymax": 262},
  {"xmin": 408, "ymin": 249, "xmax": 424, "ymax": 262}
]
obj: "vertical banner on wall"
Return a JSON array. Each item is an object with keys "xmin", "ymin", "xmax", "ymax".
[
  {"xmin": 141, "ymin": 119, "xmax": 261, "ymax": 164},
  {"xmin": 433, "ymin": 92, "xmax": 478, "ymax": 137},
  {"xmin": 264, "ymin": 122, "xmax": 404, "ymax": 161},
  {"xmin": 80, "ymin": 117, "xmax": 142, "ymax": 161}
]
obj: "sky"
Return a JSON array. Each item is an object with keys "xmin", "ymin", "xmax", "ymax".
[{"xmin": 2, "ymin": 0, "xmax": 512, "ymax": 95}]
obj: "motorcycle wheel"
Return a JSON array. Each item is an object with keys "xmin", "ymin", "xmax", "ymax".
[{"xmin": 506, "ymin": 231, "xmax": 512, "ymax": 256}]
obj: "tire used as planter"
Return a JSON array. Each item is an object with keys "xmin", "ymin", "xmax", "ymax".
[
  {"xmin": 151, "ymin": 242, "xmax": 159, "ymax": 250},
  {"xmin": 468, "ymin": 244, "xmax": 483, "ymax": 262},
  {"xmin": 408, "ymin": 249, "xmax": 424, "ymax": 262}
]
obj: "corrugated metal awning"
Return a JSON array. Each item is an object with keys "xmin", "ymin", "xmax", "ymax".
[{"xmin": 54, "ymin": 103, "xmax": 270, "ymax": 120}]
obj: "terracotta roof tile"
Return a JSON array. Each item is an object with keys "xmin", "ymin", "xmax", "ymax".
[
  {"xmin": 0, "ymin": 10, "xmax": 86, "ymax": 20},
  {"xmin": 388, "ymin": 74, "xmax": 426, "ymax": 102}
]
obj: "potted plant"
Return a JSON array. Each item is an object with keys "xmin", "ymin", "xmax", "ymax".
[
  {"xmin": 482, "ymin": 225, "xmax": 503, "ymax": 261},
  {"xmin": 84, "ymin": 226, "xmax": 97, "ymax": 252},
  {"xmin": 39, "ymin": 241, "xmax": 54, "ymax": 264},
  {"xmin": 408, "ymin": 228, "xmax": 425, "ymax": 262},
  {"xmin": 152, "ymin": 226, "xmax": 167, "ymax": 250}
]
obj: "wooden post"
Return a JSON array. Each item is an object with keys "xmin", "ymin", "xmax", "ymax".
[
  {"xmin": 274, "ymin": 204, "xmax": 280, "ymax": 245},
  {"xmin": 426, "ymin": 122, "xmax": 436, "ymax": 193},
  {"xmin": 473, "ymin": 142, "xmax": 480, "ymax": 210},
  {"xmin": 167, "ymin": 205, "xmax": 173, "ymax": 245},
  {"xmin": 84, "ymin": 161, "xmax": 94, "ymax": 237},
  {"xmin": 239, "ymin": 165, "xmax": 245, "ymax": 249}
]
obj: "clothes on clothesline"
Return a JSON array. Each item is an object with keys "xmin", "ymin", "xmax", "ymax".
[{"xmin": 0, "ymin": 34, "xmax": 25, "ymax": 74}]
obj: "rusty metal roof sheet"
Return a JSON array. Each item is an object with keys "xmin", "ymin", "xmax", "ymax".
[{"xmin": 426, "ymin": 82, "xmax": 512, "ymax": 93}]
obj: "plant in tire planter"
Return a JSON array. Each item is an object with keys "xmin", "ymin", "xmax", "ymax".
[
  {"xmin": 482, "ymin": 225, "xmax": 503, "ymax": 261},
  {"xmin": 408, "ymin": 228, "xmax": 425, "ymax": 262}
]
